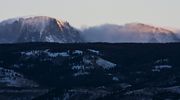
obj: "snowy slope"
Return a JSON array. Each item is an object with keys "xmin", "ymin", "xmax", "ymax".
[{"xmin": 0, "ymin": 16, "xmax": 83, "ymax": 43}]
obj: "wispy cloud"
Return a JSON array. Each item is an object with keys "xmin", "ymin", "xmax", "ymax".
[{"xmin": 81, "ymin": 23, "xmax": 180, "ymax": 43}]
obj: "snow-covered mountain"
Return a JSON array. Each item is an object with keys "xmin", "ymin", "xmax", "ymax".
[
  {"xmin": 82, "ymin": 23, "xmax": 180, "ymax": 43},
  {"xmin": 0, "ymin": 16, "xmax": 83, "ymax": 43}
]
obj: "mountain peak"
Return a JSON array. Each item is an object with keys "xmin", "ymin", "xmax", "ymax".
[{"xmin": 0, "ymin": 16, "xmax": 83, "ymax": 43}]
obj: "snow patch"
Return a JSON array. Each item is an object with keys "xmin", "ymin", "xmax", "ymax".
[
  {"xmin": 112, "ymin": 77, "xmax": 119, "ymax": 81},
  {"xmin": 73, "ymin": 71, "xmax": 89, "ymax": 77},
  {"xmin": 47, "ymin": 52, "xmax": 69, "ymax": 57},
  {"xmin": 119, "ymin": 83, "xmax": 132, "ymax": 89},
  {"xmin": 72, "ymin": 50, "xmax": 83, "ymax": 55},
  {"xmin": 72, "ymin": 65, "xmax": 90, "ymax": 77},
  {"xmin": 155, "ymin": 59, "xmax": 169, "ymax": 64},
  {"xmin": 21, "ymin": 51, "xmax": 40, "ymax": 56},
  {"xmin": 96, "ymin": 58, "xmax": 116, "ymax": 69},
  {"xmin": 88, "ymin": 49, "xmax": 100, "ymax": 54},
  {"xmin": 72, "ymin": 65, "xmax": 85, "ymax": 70},
  {"xmin": 21, "ymin": 50, "xmax": 69, "ymax": 57},
  {"xmin": 152, "ymin": 65, "xmax": 172, "ymax": 72}
]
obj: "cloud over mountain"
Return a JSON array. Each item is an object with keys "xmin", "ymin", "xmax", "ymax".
[{"xmin": 81, "ymin": 23, "xmax": 180, "ymax": 43}]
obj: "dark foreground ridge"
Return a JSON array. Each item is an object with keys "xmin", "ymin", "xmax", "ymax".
[{"xmin": 0, "ymin": 43, "xmax": 180, "ymax": 100}]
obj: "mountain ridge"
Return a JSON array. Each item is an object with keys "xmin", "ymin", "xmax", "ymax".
[{"xmin": 0, "ymin": 16, "xmax": 180, "ymax": 43}]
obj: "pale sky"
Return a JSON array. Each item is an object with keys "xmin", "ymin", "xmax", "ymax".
[{"xmin": 0, "ymin": 0, "xmax": 180, "ymax": 28}]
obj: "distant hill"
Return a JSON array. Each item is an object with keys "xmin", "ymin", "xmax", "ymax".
[{"xmin": 0, "ymin": 43, "xmax": 180, "ymax": 99}]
